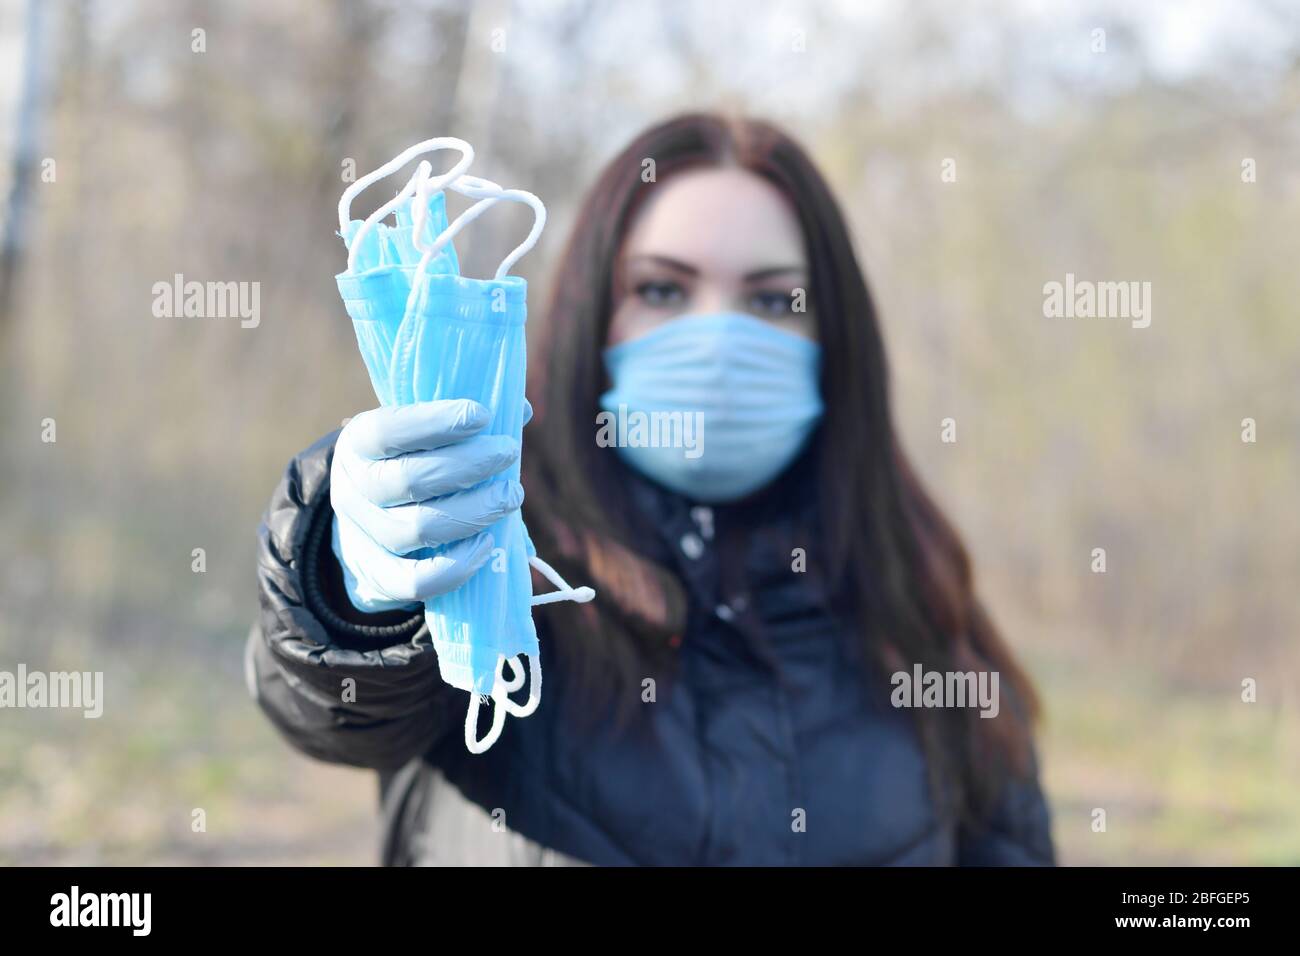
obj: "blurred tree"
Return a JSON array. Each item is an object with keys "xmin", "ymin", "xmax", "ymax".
[{"xmin": 0, "ymin": 0, "xmax": 49, "ymax": 323}]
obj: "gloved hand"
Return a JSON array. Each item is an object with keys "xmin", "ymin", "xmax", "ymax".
[{"xmin": 330, "ymin": 398, "xmax": 530, "ymax": 614}]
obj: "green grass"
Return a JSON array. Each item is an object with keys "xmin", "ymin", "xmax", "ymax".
[
  {"xmin": 2, "ymin": 629, "xmax": 1295, "ymax": 865},
  {"xmin": 0, "ymin": 636, "xmax": 378, "ymax": 866},
  {"xmin": 1036, "ymin": 651, "xmax": 1300, "ymax": 865}
]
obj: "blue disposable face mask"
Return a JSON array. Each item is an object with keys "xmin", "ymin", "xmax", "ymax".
[
  {"xmin": 337, "ymin": 139, "xmax": 593, "ymax": 754},
  {"xmin": 599, "ymin": 312, "xmax": 824, "ymax": 503}
]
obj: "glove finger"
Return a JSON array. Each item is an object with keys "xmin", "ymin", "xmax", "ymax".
[
  {"xmin": 409, "ymin": 531, "xmax": 499, "ymax": 598},
  {"xmin": 522, "ymin": 398, "xmax": 534, "ymax": 427},
  {"xmin": 350, "ymin": 433, "xmax": 520, "ymax": 506},
  {"xmin": 334, "ymin": 463, "xmax": 523, "ymax": 555},
  {"xmin": 343, "ymin": 399, "xmax": 490, "ymax": 459},
  {"xmin": 339, "ymin": 517, "xmax": 496, "ymax": 605},
  {"xmin": 390, "ymin": 480, "xmax": 525, "ymax": 553}
]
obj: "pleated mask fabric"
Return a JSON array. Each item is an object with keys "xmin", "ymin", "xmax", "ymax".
[{"xmin": 337, "ymin": 190, "xmax": 459, "ymax": 406}]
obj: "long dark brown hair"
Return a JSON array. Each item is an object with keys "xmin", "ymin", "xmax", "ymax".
[{"xmin": 523, "ymin": 113, "xmax": 1041, "ymax": 826}]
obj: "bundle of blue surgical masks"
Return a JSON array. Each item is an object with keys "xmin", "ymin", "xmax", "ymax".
[{"xmin": 336, "ymin": 138, "xmax": 593, "ymax": 753}]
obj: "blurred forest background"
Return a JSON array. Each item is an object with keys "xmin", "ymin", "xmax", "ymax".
[{"xmin": 0, "ymin": 0, "xmax": 1297, "ymax": 865}]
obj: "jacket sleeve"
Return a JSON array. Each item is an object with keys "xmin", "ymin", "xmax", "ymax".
[
  {"xmin": 956, "ymin": 729, "xmax": 1056, "ymax": 865},
  {"xmin": 244, "ymin": 429, "xmax": 460, "ymax": 771}
]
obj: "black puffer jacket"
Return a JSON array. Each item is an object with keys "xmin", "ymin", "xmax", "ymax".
[{"xmin": 245, "ymin": 430, "xmax": 1055, "ymax": 866}]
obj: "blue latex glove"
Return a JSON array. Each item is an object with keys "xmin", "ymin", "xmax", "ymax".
[{"xmin": 330, "ymin": 398, "xmax": 529, "ymax": 614}]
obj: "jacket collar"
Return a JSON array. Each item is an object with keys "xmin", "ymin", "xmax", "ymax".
[{"xmin": 619, "ymin": 445, "xmax": 822, "ymax": 610}]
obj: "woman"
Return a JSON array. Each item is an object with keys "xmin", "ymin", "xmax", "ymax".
[{"xmin": 246, "ymin": 113, "xmax": 1055, "ymax": 866}]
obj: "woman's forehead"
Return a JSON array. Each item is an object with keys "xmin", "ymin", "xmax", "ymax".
[{"xmin": 621, "ymin": 167, "xmax": 806, "ymax": 275}]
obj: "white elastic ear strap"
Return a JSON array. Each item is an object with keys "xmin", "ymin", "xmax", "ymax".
[
  {"xmin": 412, "ymin": 173, "xmax": 547, "ymax": 282},
  {"xmin": 463, "ymin": 558, "xmax": 591, "ymax": 753},
  {"xmin": 464, "ymin": 654, "xmax": 540, "ymax": 754},
  {"xmin": 346, "ymin": 161, "xmax": 429, "ymax": 273},
  {"xmin": 340, "ymin": 137, "xmax": 474, "ymax": 273},
  {"xmin": 464, "ymin": 688, "xmax": 506, "ymax": 754},
  {"xmin": 461, "ymin": 556, "xmax": 590, "ymax": 753},
  {"xmin": 464, "ymin": 554, "xmax": 593, "ymax": 754},
  {"xmin": 338, "ymin": 136, "xmax": 473, "ymax": 231},
  {"xmin": 529, "ymin": 555, "xmax": 595, "ymax": 606}
]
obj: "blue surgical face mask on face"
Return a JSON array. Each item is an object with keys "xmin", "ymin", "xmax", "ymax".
[{"xmin": 599, "ymin": 311, "xmax": 824, "ymax": 504}]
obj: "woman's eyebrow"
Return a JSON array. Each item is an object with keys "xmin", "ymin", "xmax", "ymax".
[
  {"xmin": 624, "ymin": 254, "xmax": 698, "ymax": 276},
  {"xmin": 744, "ymin": 265, "xmax": 806, "ymax": 281}
]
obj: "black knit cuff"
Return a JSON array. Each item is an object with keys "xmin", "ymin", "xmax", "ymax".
[{"xmin": 301, "ymin": 494, "xmax": 426, "ymax": 650}]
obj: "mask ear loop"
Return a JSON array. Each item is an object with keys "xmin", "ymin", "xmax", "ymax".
[
  {"xmin": 464, "ymin": 654, "xmax": 534, "ymax": 753},
  {"xmin": 340, "ymin": 137, "xmax": 474, "ymax": 274},
  {"xmin": 338, "ymin": 136, "xmax": 473, "ymax": 232},
  {"xmin": 409, "ymin": 172, "xmax": 546, "ymax": 288},
  {"xmin": 529, "ymin": 556, "xmax": 595, "ymax": 606},
  {"xmin": 346, "ymin": 161, "xmax": 430, "ymax": 271},
  {"xmin": 464, "ymin": 680, "xmax": 508, "ymax": 754},
  {"xmin": 496, "ymin": 655, "xmax": 539, "ymax": 717}
]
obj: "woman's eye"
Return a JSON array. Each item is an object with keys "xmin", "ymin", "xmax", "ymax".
[
  {"xmin": 750, "ymin": 290, "xmax": 797, "ymax": 316},
  {"xmin": 635, "ymin": 280, "xmax": 686, "ymax": 309}
]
